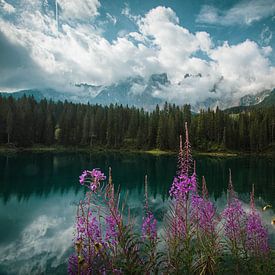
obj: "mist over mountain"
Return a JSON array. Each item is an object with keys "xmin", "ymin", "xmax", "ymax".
[{"xmin": 1, "ymin": 73, "xmax": 274, "ymax": 112}]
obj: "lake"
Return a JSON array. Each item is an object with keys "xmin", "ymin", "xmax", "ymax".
[{"xmin": 0, "ymin": 152, "xmax": 274, "ymax": 274}]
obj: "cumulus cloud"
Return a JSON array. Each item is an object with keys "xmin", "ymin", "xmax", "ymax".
[
  {"xmin": 0, "ymin": 3, "xmax": 274, "ymax": 107},
  {"xmin": 209, "ymin": 40, "xmax": 275, "ymax": 104},
  {"xmin": 136, "ymin": 7, "xmax": 213, "ymax": 82},
  {"xmin": 197, "ymin": 0, "xmax": 275, "ymax": 26},
  {"xmin": 58, "ymin": 0, "xmax": 101, "ymax": 21}
]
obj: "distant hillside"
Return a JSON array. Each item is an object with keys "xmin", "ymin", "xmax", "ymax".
[
  {"xmin": 257, "ymin": 89, "xmax": 275, "ymax": 107},
  {"xmin": 0, "ymin": 88, "xmax": 70, "ymax": 102},
  {"xmin": 224, "ymin": 89, "xmax": 275, "ymax": 114}
]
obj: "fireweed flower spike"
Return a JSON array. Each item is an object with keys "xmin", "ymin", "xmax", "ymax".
[
  {"xmin": 142, "ymin": 212, "xmax": 157, "ymax": 241},
  {"xmin": 177, "ymin": 134, "xmax": 184, "ymax": 176},
  {"xmin": 222, "ymin": 169, "xmax": 247, "ymax": 266},
  {"xmin": 245, "ymin": 184, "xmax": 269, "ymax": 257},
  {"xmin": 169, "ymin": 172, "xmax": 197, "ymax": 199},
  {"xmin": 165, "ymin": 123, "xmax": 197, "ymax": 272},
  {"xmin": 105, "ymin": 214, "xmax": 119, "ymax": 245},
  {"xmin": 87, "ymin": 212, "xmax": 101, "ymax": 242},
  {"xmin": 191, "ymin": 192, "xmax": 216, "ymax": 234},
  {"xmin": 183, "ymin": 121, "xmax": 193, "ymax": 176},
  {"xmin": 68, "ymin": 254, "xmax": 78, "ymax": 275},
  {"xmin": 176, "ymin": 122, "xmax": 192, "ymax": 177},
  {"xmin": 142, "ymin": 175, "xmax": 157, "ymax": 241},
  {"xmin": 169, "ymin": 123, "xmax": 196, "ymax": 200}
]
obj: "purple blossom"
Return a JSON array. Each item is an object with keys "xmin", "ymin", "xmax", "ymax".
[
  {"xmin": 142, "ymin": 212, "xmax": 157, "ymax": 241},
  {"xmin": 169, "ymin": 172, "xmax": 197, "ymax": 199},
  {"xmin": 245, "ymin": 184, "xmax": 269, "ymax": 257},
  {"xmin": 78, "ymin": 169, "xmax": 106, "ymax": 191},
  {"xmin": 222, "ymin": 198, "xmax": 246, "ymax": 242},
  {"xmin": 76, "ymin": 216, "xmax": 86, "ymax": 239},
  {"xmin": 105, "ymin": 214, "xmax": 119, "ymax": 245},
  {"xmin": 76, "ymin": 212, "xmax": 102, "ymax": 247},
  {"xmin": 79, "ymin": 170, "xmax": 88, "ymax": 185},
  {"xmin": 169, "ymin": 123, "xmax": 196, "ymax": 200},
  {"xmin": 68, "ymin": 254, "xmax": 78, "ymax": 275},
  {"xmin": 90, "ymin": 168, "xmax": 106, "ymax": 182},
  {"xmin": 245, "ymin": 211, "xmax": 269, "ymax": 257},
  {"xmin": 87, "ymin": 212, "xmax": 101, "ymax": 243},
  {"xmin": 191, "ymin": 194, "xmax": 216, "ymax": 234},
  {"xmin": 90, "ymin": 182, "xmax": 98, "ymax": 192}
]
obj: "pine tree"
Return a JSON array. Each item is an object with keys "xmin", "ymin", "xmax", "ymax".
[
  {"xmin": 81, "ymin": 111, "xmax": 90, "ymax": 145},
  {"xmin": 45, "ymin": 112, "xmax": 54, "ymax": 145},
  {"xmin": 6, "ymin": 108, "xmax": 13, "ymax": 144}
]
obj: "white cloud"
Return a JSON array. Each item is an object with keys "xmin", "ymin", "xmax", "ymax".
[
  {"xmin": 0, "ymin": 0, "xmax": 15, "ymax": 13},
  {"xmin": 209, "ymin": 40, "xmax": 275, "ymax": 101},
  {"xmin": 134, "ymin": 7, "xmax": 275, "ymax": 105},
  {"xmin": 58, "ymin": 0, "xmax": 101, "ymax": 21},
  {"xmin": 0, "ymin": 4, "xmax": 274, "ymax": 107},
  {"xmin": 197, "ymin": 0, "xmax": 275, "ymax": 26},
  {"xmin": 137, "ymin": 7, "xmax": 213, "ymax": 82}
]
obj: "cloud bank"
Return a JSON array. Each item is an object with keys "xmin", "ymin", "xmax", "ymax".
[
  {"xmin": 197, "ymin": 0, "xmax": 275, "ymax": 26},
  {"xmin": 0, "ymin": 1, "xmax": 274, "ymax": 106}
]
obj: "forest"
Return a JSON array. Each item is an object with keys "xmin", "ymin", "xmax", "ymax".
[{"xmin": 0, "ymin": 95, "xmax": 274, "ymax": 152}]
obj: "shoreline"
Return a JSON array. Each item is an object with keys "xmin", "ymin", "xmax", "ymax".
[{"xmin": 0, "ymin": 145, "xmax": 273, "ymax": 157}]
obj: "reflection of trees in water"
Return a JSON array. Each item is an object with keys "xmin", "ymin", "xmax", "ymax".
[
  {"xmin": 196, "ymin": 156, "xmax": 275, "ymax": 206},
  {"xmin": 0, "ymin": 153, "xmax": 84, "ymax": 203},
  {"xmin": 0, "ymin": 153, "xmax": 274, "ymax": 206}
]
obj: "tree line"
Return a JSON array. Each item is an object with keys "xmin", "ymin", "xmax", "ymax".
[{"xmin": 0, "ymin": 95, "xmax": 274, "ymax": 152}]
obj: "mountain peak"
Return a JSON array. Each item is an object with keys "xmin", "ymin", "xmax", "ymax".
[
  {"xmin": 148, "ymin": 73, "xmax": 170, "ymax": 86},
  {"xmin": 1, "ymin": 76, "xmax": 274, "ymax": 111}
]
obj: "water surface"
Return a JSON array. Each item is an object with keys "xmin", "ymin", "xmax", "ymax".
[{"xmin": 0, "ymin": 152, "xmax": 274, "ymax": 274}]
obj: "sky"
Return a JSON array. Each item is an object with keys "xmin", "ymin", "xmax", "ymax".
[{"xmin": 0, "ymin": 0, "xmax": 274, "ymax": 104}]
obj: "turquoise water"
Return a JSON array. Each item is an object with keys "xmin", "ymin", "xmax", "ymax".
[{"xmin": 0, "ymin": 152, "xmax": 274, "ymax": 274}]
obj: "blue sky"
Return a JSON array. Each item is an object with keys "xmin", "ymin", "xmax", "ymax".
[
  {"xmin": 0, "ymin": 0, "xmax": 274, "ymax": 104},
  {"xmin": 100, "ymin": 0, "xmax": 274, "ymax": 49}
]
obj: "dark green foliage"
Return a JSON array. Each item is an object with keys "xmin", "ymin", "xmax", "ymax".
[{"xmin": 0, "ymin": 94, "xmax": 274, "ymax": 152}]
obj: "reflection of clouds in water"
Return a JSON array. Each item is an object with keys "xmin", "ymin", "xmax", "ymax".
[
  {"xmin": 0, "ymin": 215, "xmax": 73, "ymax": 274},
  {"xmin": 0, "ymin": 192, "xmax": 79, "ymax": 275},
  {"xmin": 1, "ymin": 185, "xmax": 275, "ymax": 274}
]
